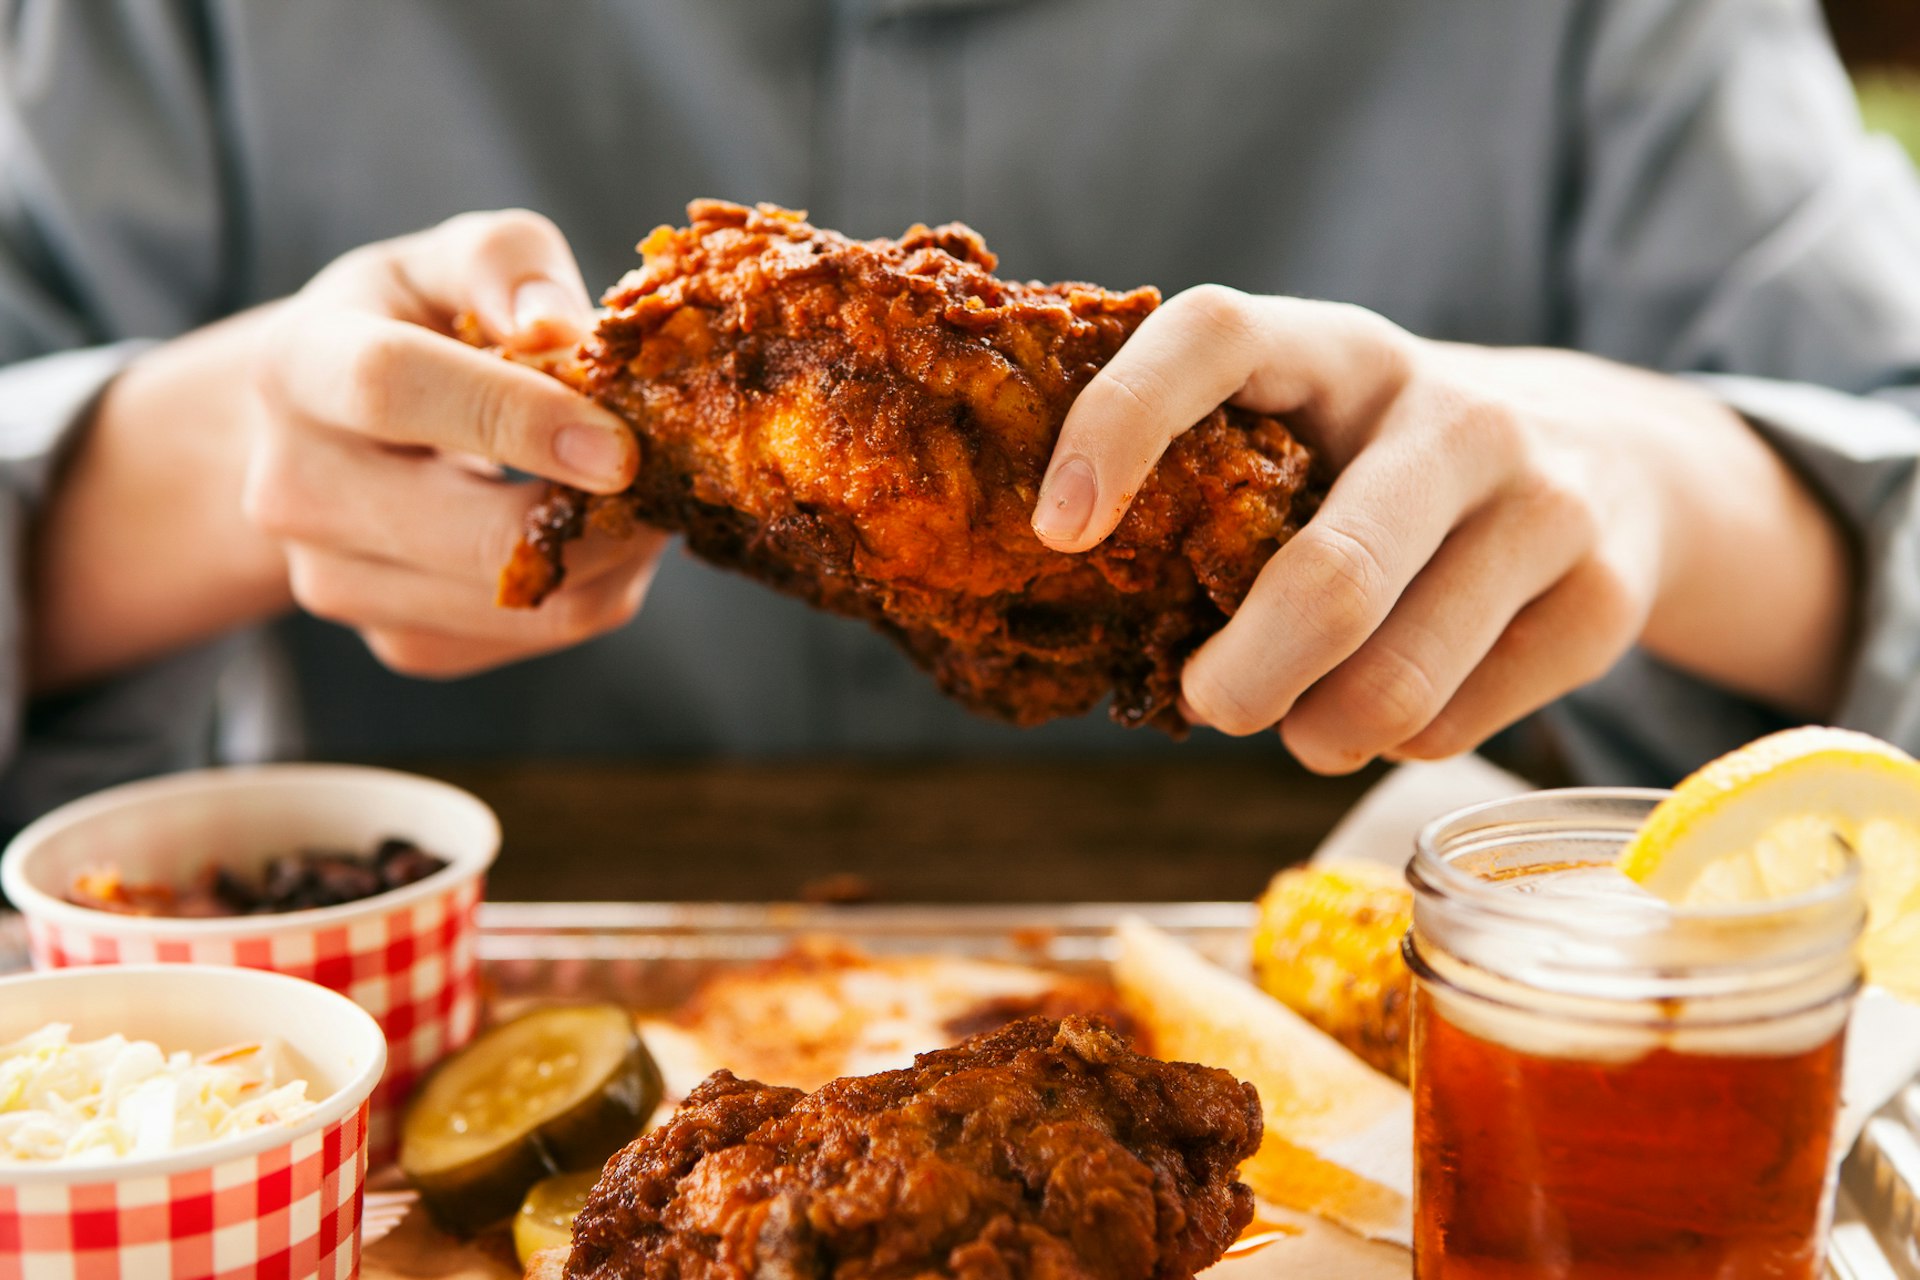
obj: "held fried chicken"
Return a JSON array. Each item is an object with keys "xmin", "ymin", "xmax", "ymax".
[
  {"xmin": 559, "ymin": 1016, "xmax": 1262, "ymax": 1280},
  {"xmin": 499, "ymin": 201, "xmax": 1316, "ymax": 732}
]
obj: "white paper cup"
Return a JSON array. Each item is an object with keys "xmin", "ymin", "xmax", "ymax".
[
  {"xmin": 0, "ymin": 765, "xmax": 500, "ymax": 1161},
  {"xmin": 0, "ymin": 964, "xmax": 386, "ymax": 1280}
]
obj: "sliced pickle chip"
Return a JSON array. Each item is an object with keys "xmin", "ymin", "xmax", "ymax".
[
  {"xmin": 400, "ymin": 1003, "xmax": 661, "ymax": 1234},
  {"xmin": 514, "ymin": 1169, "xmax": 600, "ymax": 1266}
]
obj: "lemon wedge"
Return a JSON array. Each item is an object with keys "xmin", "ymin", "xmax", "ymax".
[{"xmin": 1617, "ymin": 726, "xmax": 1920, "ymax": 998}]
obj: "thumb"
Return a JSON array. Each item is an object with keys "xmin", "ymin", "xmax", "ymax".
[{"xmin": 1032, "ymin": 285, "xmax": 1259, "ymax": 553}]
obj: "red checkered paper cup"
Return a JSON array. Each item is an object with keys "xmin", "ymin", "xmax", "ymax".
[
  {"xmin": 0, "ymin": 965, "xmax": 385, "ymax": 1280},
  {"xmin": 1, "ymin": 766, "xmax": 500, "ymax": 1163}
]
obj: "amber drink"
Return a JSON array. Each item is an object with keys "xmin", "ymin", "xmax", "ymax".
[{"xmin": 1406, "ymin": 791, "xmax": 1862, "ymax": 1280}]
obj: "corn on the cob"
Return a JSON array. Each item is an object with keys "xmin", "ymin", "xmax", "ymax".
[{"xmin": 1252, "ymin": 864, "xmax": 1412, "ymax": 1082}]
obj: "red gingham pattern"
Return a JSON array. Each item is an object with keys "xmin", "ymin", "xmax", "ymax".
[
  {"xmin": 24, "ymin": 877, "xmax": 483, "ymax": 1163},
  {"xmin": 0, "ymin": 1100, "xmax": 368, "ymax": 1280}
]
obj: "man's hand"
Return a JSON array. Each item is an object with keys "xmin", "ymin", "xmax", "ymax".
[
  {"xmin": 243, "ymin": 209, "xmax": 660, "ymax": 677},
  {"xmin": 32, "ymin": 210, "xmax": 663, "ymax": 691},
  {"xmin": 1032, "ymin": 287, "xmax": 1853, "ymax": 772}
]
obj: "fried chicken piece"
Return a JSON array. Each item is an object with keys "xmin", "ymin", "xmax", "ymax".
[
  {"xmin": 499, "ymin": 201, "xmax": 1316, "ymax": 732},
  {"xmin": 563, "ymin": 1016, "xmax": 1261, "ymax": 1280}
]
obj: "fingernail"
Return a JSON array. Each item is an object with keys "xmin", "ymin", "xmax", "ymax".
[
  {"xmin": 1033, "ymin": 456, "xmax": 1097, "ymax": 544},
  {"xmin": 513, "ymin": 280, "xmax": 587, "ymax": 343},
  {"xmin": 553, "ymin": 424, "xmax": 631, "ymax": 490}
]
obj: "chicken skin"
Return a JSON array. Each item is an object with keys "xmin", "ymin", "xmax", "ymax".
[
  {"xmin": 500, "ymin": 201, "xmax": 1316, "ymax": 732},
  {"xmin": 561, "ymin": 1016, "xmax": 1262, "ymax": 1280}
]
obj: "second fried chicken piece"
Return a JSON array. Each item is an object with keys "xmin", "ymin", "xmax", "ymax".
[
  {"xmin": 500, "ymin": 201, "xmax": 1316, "ymax": 733},
  {"xmin": 563, "ymin": 1016, "xmax": 1262, "ymax": 1280}
]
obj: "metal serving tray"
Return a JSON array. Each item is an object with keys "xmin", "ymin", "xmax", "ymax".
[
  {"xmin": 475, "ymin": 900, "xmax": 1253, "ymax": 1010},
  {"xmin": 0, "ymin": 902, "xmax": 1909, "ymax": 1276},
  {"xmin": 1842, "ymin": 1085, "xmax": 1920, "ymax": 1278}
]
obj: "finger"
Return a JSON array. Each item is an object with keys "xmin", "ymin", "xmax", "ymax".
[
  {"xmin": 1393, "ymin": 557, "xmax": 1645, "ymax": 761},
  {"xmin": 261, "ymin": 308, "xmax": 635, "ymax": 491},
  {"xmin": 360, "ymin": 628, "xmax": 550, "ymax": 682},
  {"xmin": 322, "ymin": 209, "xmax": 596, "ymax": 349},
  {"xmin": 408, "ymin": 209, "xmax": 599, "ymax": 348},
  {"xmin": 1278, "ymin": 486, "xmax": 1591, "ymax": 774},
  {"xmin": 1177, "ymin": 413, "xmax": 1515, "ymax": 737},
  {"xmin": 1033, "ymin": 288, "xmax": 1410, "ymax": 551},
  {"xmin": 244, "ymin": 422, "xmax": 647, "ymax": 583},
  {"xmin": 287, "ymin": 538, "xmax": 662, "ymax": 653},
  {"xmin": 359, "ymin": 569, "xmax": 652, "ymax": 680}
]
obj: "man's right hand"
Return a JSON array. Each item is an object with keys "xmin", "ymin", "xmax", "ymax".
[{"xmin": 32, "ymin": 210, "xmax": 664, "ymax": 691}]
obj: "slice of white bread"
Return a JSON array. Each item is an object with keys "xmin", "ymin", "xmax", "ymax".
[{"xmin": 1113, "ymin": 917, "xmax": 1412, "ymax": 1246}]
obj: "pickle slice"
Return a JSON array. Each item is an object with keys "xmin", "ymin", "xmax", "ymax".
[
  {"xmin": 513, "ymin": 1169, "xmax": 600, "ymax": 1266},
  {"xmin": 401, "ymin": 1004, "xmax": 661, "ymax": 1234}
]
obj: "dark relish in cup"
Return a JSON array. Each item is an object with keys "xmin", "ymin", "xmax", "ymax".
[{"xmin": 67, "ymin": 838, "xmax": 447, "ymax": 916}]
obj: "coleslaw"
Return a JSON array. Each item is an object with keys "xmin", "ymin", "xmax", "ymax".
[{"xmin": 0, "ymin": 1023, "xmax": 318, "ymax": 1163}]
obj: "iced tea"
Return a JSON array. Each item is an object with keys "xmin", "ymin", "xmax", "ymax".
[
  {"xmin": 1413, "ymin": 985, "xmax": 1844, "ymax": 1279},
  {"xmin": 1405, "ymin": 790, "xmax": 1862, "ymax": 1280}
]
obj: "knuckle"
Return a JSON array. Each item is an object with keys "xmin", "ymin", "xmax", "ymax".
[
  {"xmin": 1293, "ymin": 523, "xmax": 1389, "ymax": 646},
  {"xmin": 460, "ymin": 207, "xmax": 564, "ymax": 260},
  {"xmin": 1363, "ymin": 313, "xmax": 1420, "ymax": 386},
  {"xmin": 1501, "ymin": 566, "xmax": 1639, "ymax": 691},
  {"xmin": 543, "ymin": 584, "xmax": 624, "ymax": 646},
  {"xmin": 1171, "ymin": 283, "xmax": 1253, "ymax": 343},
  {"xmin": 549, "ymin": 599, "xmax": 598, "ymax": 647},
  {"xmin": 366, "ymin": 630, "xmax": 518, "ymax": 681},
  {"xmin": 1085, "ymin": 358, "xmax": 1176, "ymax": 430},
  {"xmin": 1327, "ymin": 300, "xmax": 1419, "ymax": 383},
  {"xmin": 1175, "ymin": 284, "xmax": 1251, "ymax": 328},
  {"xmin": 1181, "ymin": 666, "xmax": 1275, "ymax": 737},
  {"xmin": 286, "ymin": 554, "xmax": 354, "ymax": 623},
  {"xmin": 1499, "ymin": 604, "xmax": 1551, "ymax": 662},
  {"xmin": 332, "ymin": 241, "xmax": 391, "ymax": 277},
  {"xmin": 1573, "ymin": 556, "xmax": 1646, "ymax": 644},
  {"xmin": 467, "ymin": 371, "xmax": 523, "ymax": 463},
  {"xmin": 1518, "ymin": 469, "xmax": 1599, "ymax": 546},
  {"xmin": 1341, "ymin": 645, "xmax": 1442, "ymax": 742},
  {"xmin": 1469, "ymin": 395, "xmax": 1525, "ymax": 458},
  {"xmin": 1400, "ymin": 711, "xmax": 1479, "ymax": 761},
  {"xmin": 1433, "ymin": 388, "xmax": 1522, "ymax": 463},
  {"xmin": 240, "ymin": 436, "xmax": 307, "ymax": 540},
  {"xmin": 250, "ymin": 310, "xmax": 307, "ymax": 412},
  {"xmin": 1278, "ymin": 718, "xmax": 1369, "ymax": 776},
  {"xmin": 305, "ymin": 244, "xmax": 387, "ymax": 295},
  {"xmin": 337, "ymin": 330, "xmax": 413, "ymax": 428},
  {"xmin": 363, "ymin": 631, "xmax": 451, "ymax": 679}
]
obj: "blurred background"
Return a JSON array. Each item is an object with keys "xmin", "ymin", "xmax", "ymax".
[
  {"xmin": 1831, "ymin": 0, "xmax": 1920, "ymax": 156},
  {"xmin": 441, "ymin": 0, "xmax": 1920, "ymax": 907}
]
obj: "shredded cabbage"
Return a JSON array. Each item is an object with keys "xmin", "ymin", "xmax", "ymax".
[{"xmin": 0, "ymin": 1024, "xmax": 318, "ymax": 1163}]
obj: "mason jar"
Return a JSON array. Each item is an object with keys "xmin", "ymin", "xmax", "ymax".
[{"xmin": 1405, "ymin": 789, "xmax": 1864, "ymax": 1280}]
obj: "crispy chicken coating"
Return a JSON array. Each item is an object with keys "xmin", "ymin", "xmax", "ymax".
[
  {"xmin": 562, "ymin": 1016, "xmax": 1262, "ymax": 1280},
  {"xmin": 500, "ymin": 202, "xmax": 1316, "ymax": 732}
]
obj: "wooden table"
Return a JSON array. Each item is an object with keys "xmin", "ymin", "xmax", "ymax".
[{"xmin": 396, "ymin": 757, "xmax": 1383, "ymax": 904}]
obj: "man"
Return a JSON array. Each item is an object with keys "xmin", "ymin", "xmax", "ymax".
[{"xmin": 2, "ymin": 0, "xmax": 1915, "ymax": 825}]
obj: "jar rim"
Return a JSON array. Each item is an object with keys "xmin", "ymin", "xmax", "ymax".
[
  {"xmin": 1410, "ymin": 786, "xmax": 1863, "ymax": 928},
  {"xmin": 1401, "ymin": 932, "xmax": 1865, "ymax": 1030}
]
